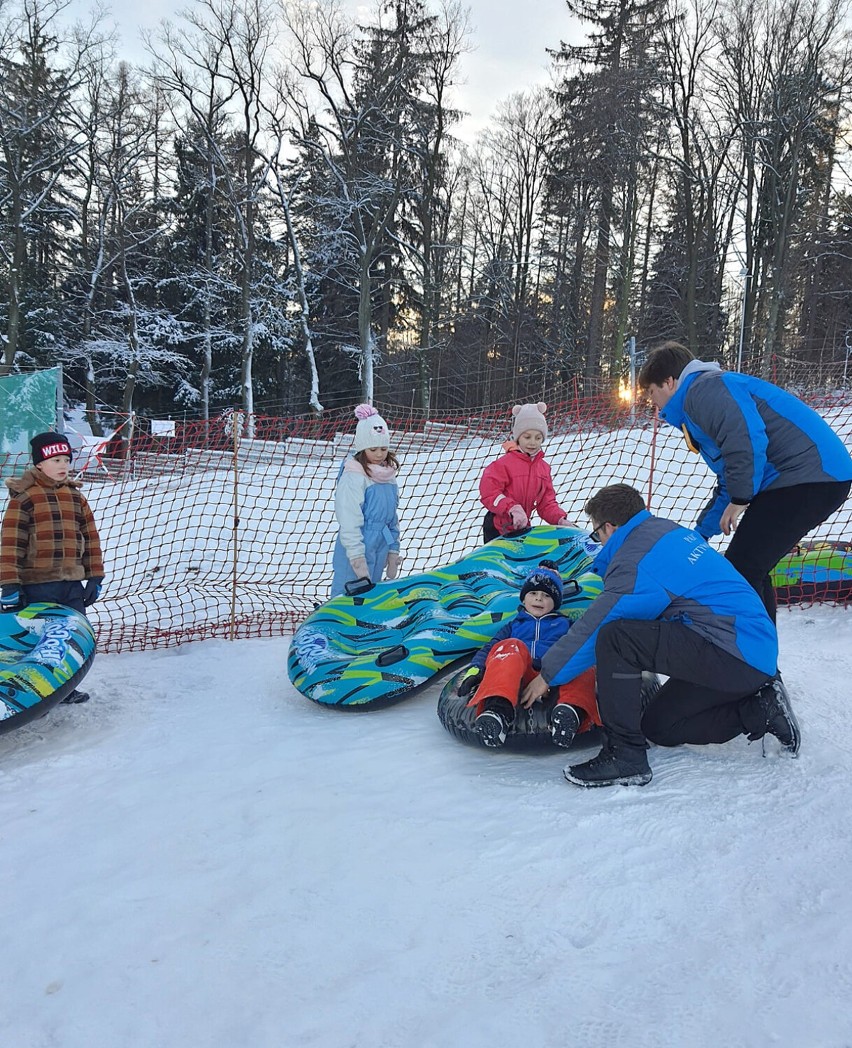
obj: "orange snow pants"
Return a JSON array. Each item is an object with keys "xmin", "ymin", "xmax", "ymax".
[{"xmin": 466, "ymin": 638, "xmax": 600, "ymax": 730}]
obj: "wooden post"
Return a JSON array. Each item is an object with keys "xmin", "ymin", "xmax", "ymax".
[
  {"xmin": 230, "ymin": 410, "xmax": 240, "ymax": 641},
  {"xmin": 573, "ymin": 376, "xmax": 586, "ymax": 454},
  {"xmin": 647, "ymin": 410, "xmax": 659, "ymax": 511}
]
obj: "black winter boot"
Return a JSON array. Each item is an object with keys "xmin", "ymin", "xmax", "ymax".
[
  {"xmin": 475, "ymin": 697, "xmax": 514, "ymax": 748},
  {"xmin": 747, "ymin": 678, "xmax": 800, "ymax": 756},
  {"xmin": 550, "ymin": 704, "xmax": 581, "ymax": 748},
  {"xmin": 564, "ymin": 742, "xmax": 652, "ymax": 788},
  {"xmin": 61, "ymin": 689, "xmax": 90, "ymax": 704}
]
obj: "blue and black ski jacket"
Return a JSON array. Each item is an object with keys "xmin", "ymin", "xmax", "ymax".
[
  {"xmin": 540, "ymin": 510, "xmax": 778, "ymax": 686},
  {"xmin": 660, "ymin": 360, "xmax": 852, "ymax": 538}
]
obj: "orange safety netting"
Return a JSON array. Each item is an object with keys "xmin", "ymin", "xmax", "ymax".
[{"xmin": 1, "ymin": 392, "xmax": 851, "ymax": 653}]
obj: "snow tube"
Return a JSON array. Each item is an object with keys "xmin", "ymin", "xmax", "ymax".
[
  {"xmin": 438, "ymin": 668, "xmax": 660, "ymax": 751},
  {"xmin": 287, "ymin": 526, "xmax": 604, "ymax": 708},
  {"xmin": 0, "ymin": 603, "xmax": 96, "ymax": 735},
  {"xmin": 772, "ymin": 541, "xmax": 852, "ymax": 604}
]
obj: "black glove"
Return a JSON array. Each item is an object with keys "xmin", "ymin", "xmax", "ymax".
[
  {"xmin": 1, "ymin": 585, "xmax": 23, "ymax": 613},
  {"xmin": 82, "ymin": 577, "xmax": 104, "ymax": 607},
  {"xmin": 457, "ymin": 666, "xmax": 483, "ymax": 697}
]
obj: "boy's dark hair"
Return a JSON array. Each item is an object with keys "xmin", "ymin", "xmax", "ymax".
[
  {"xmin": 584, "ymin": 484, "xmax": 646, "ymax": 528},
  {"xmin": 637, "ymin": 341, "xmax": 695, "ymax": 390}
]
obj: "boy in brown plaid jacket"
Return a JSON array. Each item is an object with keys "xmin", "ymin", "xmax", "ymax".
[{"xmin": 1, "ymin": 431, "xmax": 105, "ymax": 703}]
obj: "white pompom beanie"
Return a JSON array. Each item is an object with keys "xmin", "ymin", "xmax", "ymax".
[
  {"xmin": 352, "ymin": 404, "xmax": 391, "ymax": 453},
  {"xmin": 511, "ymin": 402, "xmax": 548, "ymax": 441}
]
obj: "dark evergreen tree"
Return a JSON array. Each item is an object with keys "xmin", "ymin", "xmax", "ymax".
[
  {"xmin": 548, "ymin": 0, "xmax": 672, "ymax": 384},
  {"xmin": 0, "ymin": 0, "xmax": 85, "ymax": 372},
  {"xmin": 638, "ymin": 214, "xmax": 727, "ymax": 360}
]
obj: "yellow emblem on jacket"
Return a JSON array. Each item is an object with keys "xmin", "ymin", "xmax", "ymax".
[{"xmin": 681, "ymin": 424, "xmax": 699, "ymax": 454}]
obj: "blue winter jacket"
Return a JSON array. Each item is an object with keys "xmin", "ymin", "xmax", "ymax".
[
  {"xmin": 540, "ymin": 510, "xmax": 778, "ymax": 686},
  {"xmin": 471, "ymin": 607, "xmax": 571, "ymax": 671},
  {"xmin": 660, "ymin": 360, "xmax": 852, "ymax": 537}
]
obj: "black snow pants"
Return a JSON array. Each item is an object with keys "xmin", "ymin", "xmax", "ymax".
[
  {"xmin": 22, "ymin": 580, "xmax": 87, "ymax": 616},
  {"xmin": 724, "ymin": 480, "xmax": 851, "ymax": 621},
  {"xmin": 483, "ymin": 511, "xmax": 500, "ymax": 544},
  {"xmin": 593, "ymin": 619, "xmax": 772, "ymax": 750}
]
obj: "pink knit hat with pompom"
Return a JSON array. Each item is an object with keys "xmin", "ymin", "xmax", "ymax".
[
  {"xmin": 511, "ymin": 402, "xmax": 548, "ymax": 441},
  {"xmin": 353, "ymin": 404, "xmax": 391, "ymax": 452}
]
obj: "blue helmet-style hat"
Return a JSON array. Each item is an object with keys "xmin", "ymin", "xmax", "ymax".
[{"xmin": 519, "ymin": 560, "xmax": 563, "ymax": 611}]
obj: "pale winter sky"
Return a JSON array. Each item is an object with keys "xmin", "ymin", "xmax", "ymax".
[{"xmin": 101, "ymin": 0, "xmax": 582, "ymax": 141}]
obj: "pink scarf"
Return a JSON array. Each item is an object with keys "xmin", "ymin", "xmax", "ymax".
[{"xmin": 366, "ymin": 461, "xmax": 398, "ymax": 483}]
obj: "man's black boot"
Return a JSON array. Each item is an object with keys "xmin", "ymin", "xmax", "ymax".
[
  {"xmin": 747, "ymin": 678, "xmax": 800, "ymax": 756},
  {"xmin": 564, "ymin": 741, "xmax": 652, "ymax": 788}
]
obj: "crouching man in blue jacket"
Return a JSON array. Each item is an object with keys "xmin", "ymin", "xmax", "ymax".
[{"xmin": 521, "ymin": 484, "xmax": 799, "ymax": 788}]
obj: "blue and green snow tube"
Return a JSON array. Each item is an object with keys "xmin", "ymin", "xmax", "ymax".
[
  {"xmin": 0, "ymin": 603, "xmax": 96, "ymax": 735},
  {"xmin": 771, "ymin": 541, "xmax": 852, "ymax": 604},
  {"xmin": 287, "ymin": 526, "xmax": 603, "ymax": 708}
]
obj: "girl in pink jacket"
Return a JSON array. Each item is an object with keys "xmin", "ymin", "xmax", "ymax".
[{"xmin": 478, "ymin": 402, "xmax": 574, "ymax": 543}]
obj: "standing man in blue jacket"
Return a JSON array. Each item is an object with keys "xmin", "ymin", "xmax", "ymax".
[
  {"xmin": 521, "ymin": 484, "xmax": 795, "ymax": 788},
  {"xmin": 638, "ymin": 342, "xmax": 852, "ymax": 620}
]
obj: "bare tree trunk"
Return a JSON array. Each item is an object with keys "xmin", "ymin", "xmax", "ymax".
[
  {"xmin": 359, "ymin": 252, "xmax": 375, "ymax": 402},
  {"xmin": 200, "ymin": 156, "xmax": 215, "ymax": 422},
  {"xmin": 3, "ymin": 219, "xmax": 24, "ymax": 373},
  {"xmin": 269, "ymin": 168, "xmax": 323, "ymax": 413},
  {"xmin": 120, "ymin": 244, "xmax": 140, "ymax": 416},
  {"xmin": 585, "ymin": 190, "xmax": 612, "ymax": 382}
]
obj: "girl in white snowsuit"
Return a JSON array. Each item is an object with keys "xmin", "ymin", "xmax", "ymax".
[{"xmin": 330, "ymin": 405, "xmax": 401, "ymax": 597}]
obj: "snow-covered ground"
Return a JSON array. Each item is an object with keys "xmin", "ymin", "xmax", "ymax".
[{"xmin": 1, "ymin": 607, "xmax": 851, "ymax": 1048}]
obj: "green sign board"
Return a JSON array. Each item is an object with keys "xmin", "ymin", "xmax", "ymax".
[{"xmin": 0, "ymin": 368, "xmax": 61, "ymax": 461}]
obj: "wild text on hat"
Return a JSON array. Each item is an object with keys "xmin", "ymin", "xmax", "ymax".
[{"xmin": 38, "ymin": 442, "xmax": 71, "ymax": 459}]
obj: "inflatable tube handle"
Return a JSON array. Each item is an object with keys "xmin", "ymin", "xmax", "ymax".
[
  {"xmin": 376, "ymin": 645, "xmax": 409, "ymax": 667},
  {"xmin": 345, "ymin": 577, "xmax": 374, "ymax": 596},
  {"xmin": 503, "ymin": 525, "xmax": 531, "ymax": 538}
]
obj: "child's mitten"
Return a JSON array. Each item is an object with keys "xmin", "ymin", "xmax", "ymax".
[{"xmin": 385, "ymin": 552, "xmax": 402, "ymax": 580}]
